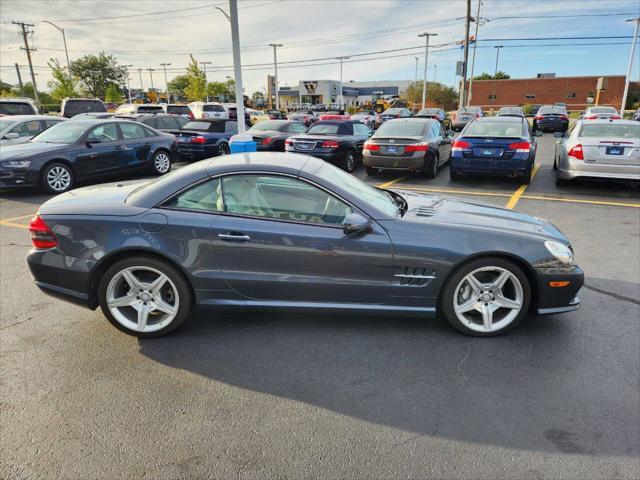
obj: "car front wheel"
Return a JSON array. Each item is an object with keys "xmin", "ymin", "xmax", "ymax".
[
  {"xmin": 440, "ymin": 257, "xmax": 531, "ymax": 337},
  {"xmin": 342, "ymin": 150, "xmax": 356, "ymax": 172},
  {"xmin": 218, "ymin": 142, "xmax": 230, "ymax": 156},
  {"xmin": 151, "ymin": 150, "xmax": 172, "ymax": 175}
]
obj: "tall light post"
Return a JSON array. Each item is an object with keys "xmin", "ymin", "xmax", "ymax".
[
  {"xmin": 621, "ymin": 17, "xmax": 640, "ymax": 116},
  {"xmin": 42, "ymin": 21, "xmax": 70, "ymax": 69},
  {"xmin": 269, "ymin": 43, "xmax": 283, "ymax": 110},
  {"xmin": 491, "ymin": 45, "xmax": 503, "ymax": 109},
  {"xmin": 467, "ymin": 0, "xmax": 482, "ymax": 107},
  {"xmin": 147, "ymin": 68, "xmax": 155, "ymax": 101},
  {"xmin": 160, "ymin": 62, "xmax": 171, "ymax": 103},
  {"xmin": 433, "ymin": 64, "xmax": 437, "ymax": 83},
  {"xmin": 336, "ymin": 56, "xmax": 350, "ymax": 109},
  {"xmin": 137, "ymin": 68, "xmax": 144, "ymax": 91},
  {"xmin": 200, "ymin": 61, "xmax": 212, "ymax": 101},
  {"xmin": 460, "ymin": 0, "xmax": 472, "ymax": 108},
  {"xmin": 123, "ymin": 64, "xmax": 133, "ymax": 103},
  {"xmin": 414, "ymin": 57, "xmax": 419, "ymax": 83},
  {"xmin": 418, "ymin": 32, "xmax": 437, "ymax": 108}
]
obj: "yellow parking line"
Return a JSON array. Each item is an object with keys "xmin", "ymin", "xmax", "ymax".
[
  {"xmin": 0, "ymin": 221, "xmax": 29, "ymax": 230},
  {"xmin": 378, "ymin": 174, "xmax": 411, "ymax": 189},
  {"xmin": 520, "ymin": 194, "xmax": 640, "ymax": 209},
  {"xmin": 0, "ymin": 213, "xmax": 35, "ymax": 223},
  {"xmin": 390, "ymin": 185, "xmax": 513, "ymax": 198},
  {"xmin": 505, "ymin": 164, "xmax": 540, "ymax": 210}
]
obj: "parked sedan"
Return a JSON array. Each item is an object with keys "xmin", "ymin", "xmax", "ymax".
[
  {"xmin": 288, "ymin": 111, "xmax": 317, "ymax": 127},
  {"xmin": 248, "ymin": 120, "xmax": 308, "ymax": 151},
  {"xmin": 285, "ymin": 120, "xmax": 373, "ymax": 172},
  {"xmin": 415, "ymin": 108, "xmax": 446, "ymax": 122},
  {"xmin": 582, "ymin": 106, "xmax": 620, "ymax": 120},
  {"xmin": 318, "ymin": 112, "xmax": 351, "ymax": 121},
  {"xmin": 363, "ymin": 118, "xmax": 452, "ymax": 178},
  {"xmin": 533, "ymin": 105, "xmax": 569, "ymax": 133},
  {"xmin": 375, "ymin": 107, "xmax": 412, "ymax": 127},
  {"xmin": 0, "ymin": 119, "xmax": 177, "ymax": 193},
  {"xmin": 450, "ymin": 116, "xmax": 539, "ymax": 184},
  {"xmin": 26, "ymin": 152, "xmax": 584, "ymax": 338},
  {"xmin": 0, "ymin": 115, "xmax": 66, "ymax": 146},
  {"xmin": 266, "ymin": 109, "xmax": 286, "ymax": 120},
  {"xmin": 451, "ymin": 107, "xmax": 478, "ymax": 131},
  {"xmin": 169, "ymin": 119, "xmax": 244, "ymax": 160},
  {"xmin": 497, "ymin": 106, "xmax": 525, "ymax": 118},
  {"xmin": 113, "ymin": 113, "xmax": 189, "ymax": 132},
  {"xmin": 350, "ymin": 110, "xmax": 377, "ymax": 129},
  {"xmin": 554, "ymin": 119, "xmax": 640, "ymax": 186}
]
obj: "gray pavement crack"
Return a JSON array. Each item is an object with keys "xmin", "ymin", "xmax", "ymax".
[{"xmin": 583, "ymin": 284, "xmax": 640, "ymax": 305}]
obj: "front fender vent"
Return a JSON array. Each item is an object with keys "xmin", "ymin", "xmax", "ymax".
[
  {"xmin": 394, "ymin": 267, "xmax": 436, "ymax": 286},
  {"xmin": 413, "ymin": 206, "xmax": 437, "ymax": 217}
]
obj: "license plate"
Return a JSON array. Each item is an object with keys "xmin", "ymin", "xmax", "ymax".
[
  {"xmin": 385, "ymin": 146, "xmax": 398, "ymax": 154},
  {"xmin": 482, "ymin": 149, "xmax": 495, "ymax": 155},
  {"xmin": 606, "ymin": 146, "xmax": 623, "ymax": 155},
  {"xmin": 295, "ymin": 142, "xmax": 314, "ymax": 151}
]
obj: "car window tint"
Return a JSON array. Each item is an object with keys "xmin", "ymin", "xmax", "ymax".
[
  {"xmin": 65, "ymin": 100, "xmax": 106, "ymax": 114},
  {"xmin": 140, "ymin": 117, "xmax": 157, "ymax": 128},
  {"xmin": 0, "ymin": 102, "xmax": 35, "ymax": 115},
  {"xmin": 45, "ymin": 119, "xmax": 63, "ymax": 128},
  {"xmin": 375, "ymin": 121, "xmax": 424, "ymax": 137},
  {"xmin": 354, "ymin": 123, "xmax": 371, "ymax": 136},
  {"xmin": 11, "ymin": 120, "xmax": 43, "ymax": 137},
  {"xmin": 86, "ymin": 123, "xmax": 118, "ymax": 142},
  {"xmin": 203, "ymin": 104, "xmax": 225, "ymax": 112},
  {"xmin": 222, "ymin": 175, "xmax": 353, "ymax": 226},
  {"xmin": 120, "ymin": 122, "xmax": 148, "ymax": 139},
  {"xmin": 464, "ymin": 121, "xmax": 523, "ymax": 137},
  {"xmin": 165, "ymin": 179, "xmax": 224, "ymax": 212},
  {"xmin": 289, "ymin": 123, "xmax": 306, "ymax": 133},
  {"xmin": 579, "ymin": 123, "xmax": 640, "ymax": 139},
  {"xmin": 137, "ymin": 106, "xmax": 164, "ymax": 113}
]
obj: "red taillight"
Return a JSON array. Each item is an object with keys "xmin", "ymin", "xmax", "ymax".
[
  {"xmin": 363, "ymin": 141, "xmax": 380, "ymax": 151},
  {"xmin": 188, "ymin": 112, "xmax": 194, "ymax": 120},
  {"xmin": 29, "ymin": 215, "xmax": 58, "ymax": 249},
  {"xmin": 559, "ymin": 115, "xmax": 568, "ymax": 120},
  {"xmin": 285, "ymin": 139, "xmax": 292, "ymax": 146},
  {"xmin": 610, "ymin": 115, "xmax": 621, "ymax": 119},
  {"xmin": 508, "ymin": 141, "xmax": 531, "ymax": 152},
  {"xmin": 535, "ymin": 115, "xmax": 544, "ymax": 120},
  {"xmin": 190, "ymin": 136, "xmax": 206, "ymax": 144},
  {"xmin": 452, "ymin": 139, "xmax": 471, "ymax": 150},
  {"xmin": 568, "ymin": 144, "xmax": 584, "ymax": 160},
  {"xmin": 262, "ymin": 137, "xmax": 274, "ymax": 145},
  {"xmin": 321, "ymin": 140, "xmax": 340, "ymax": 148},
  {"xmin": 404, "ymin": 143, "xmax": 429, "ymax": 152},
  {"xmin": 584, "ymin": 115, "xmax": 597, "ymax": 119}
]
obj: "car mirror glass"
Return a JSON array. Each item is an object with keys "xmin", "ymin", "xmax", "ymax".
[
  {"xmin": 3, "ymin": 132, "xmax": 20, "ymax": 139},
  {"xmin": 343, "ymin": 213, "xmax": 372, "ymax": 236}
]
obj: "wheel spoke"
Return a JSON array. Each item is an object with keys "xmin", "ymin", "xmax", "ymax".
[
  {"xmin": 107, "ymin": 293, "xmax": 138, "ymax": 309},
  {"xmin": 493, "ymin": 294, "xmax": 521, "ymax": 311},
  {"xmin": 465, "ymin": 273, "xmax": 484, "ymax": 294},
  {"xmin": 480, "ymin": 303, "xmax": 493, "ymax": 331},
  {"xmin": 121, "ymin": 269, "xmax": 142, "ymax": 291},
  {"xmin": 137, "ymin": 302, "xmax": 150, "ymax": 330},
  {"xmin": 491, "ymin": 271, "xmax": 510, "ymax": 291},
  {"xmin": 148, "ymin": 273, "xmax": 168, "ymax": 295},
  {"xmin": 152, "ymin": 298, "xmax": 177, "ymax": 316},
  {"xmin": 455, "ymin": 297, "xmax": 480, "ymax": 314}
]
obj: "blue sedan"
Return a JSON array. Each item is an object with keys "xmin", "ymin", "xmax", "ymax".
[
  {"xmin": 449, "ymin": 116, "xmax": 539, "ymax": 184},
  {"xmin": 170, "ymin": 118, "xmax": 249, "ymax": 161}
]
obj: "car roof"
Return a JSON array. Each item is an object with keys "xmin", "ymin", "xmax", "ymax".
[
  {"xmin": 0, "ymin": 115, "xmax": 61, "ymax": 121},
  {"xmin": 475, "ymin": 116, "xmax": 525, "ymax": 123},
  {"xmin": 578, "ymin": 119, "xmax": 638, "ymax": 125},
  {"xmin": 384, "ymin": 117, "xmax": 433, "ymax": 123}
]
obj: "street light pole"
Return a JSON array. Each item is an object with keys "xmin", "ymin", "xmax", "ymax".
[
  {"xmin": 433, "ymin": 64, "xmax": 437, "ymax": 83},
  {"xmin": 42, "ymin": 21, "xmax": 70, "ymax": 69},
  {"xmin": 123, "ymin": 64, "xmax": 133, "ymax": 103},
  {"xmin": 466, "ymin": 0, "xmax": 482, "ymax": 107},
  {"xmin": 336, "ymin": 56, "xmax": 350, "ymax": 109},
  {"xmin": 160, "ymin": 63, "xmax": 171, "ymax": 103},
  {"xmin": 418, "ymin": 32, "xmax": 438, "ymax": 109},
  {"xmin": 269, "ymin": 43, "xmax": 283, "ymax": 110},
  {"xmin": 137, "ymin": 68, "xmax": 144, "ymax": 91},
  {"xmin": 621, "ymin": 17, "xmax": 640, "ymax": 117},
  {"xmin": 147, "ymin": 68, "xmax": 155, "ymax": 101},
  {"xmin": 200, "ymin": 61, "xmax": 212, "ymax": 101},
  {"xmin": 491, "ymin": 46, "xmax": 503, "ymax": 109},
  {"xmin": 414, "ymin": 57, "xmax": 419, "ymax": 83},
  {"xmin": 460, "ymin": 0, "xmax": 472, "ymax": 108}
]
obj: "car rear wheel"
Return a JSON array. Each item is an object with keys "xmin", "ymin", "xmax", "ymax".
[
  {"xmin": 450, "ymin": 169, "xmax": 462, "ymax": 181},
  {"xmin": 151, "ymin": 150, "xmax": 172, "ymax": 176},
  {"xmin": 519, "ymin": 168, "xmax": 532, "ymax": 185},
  {"xmin": 99, "ymin": 256, "xmax": 193, "ymax": 338},
  {"xmin": 218, "ymin": 142, "xmax": 230, "ymax": 156},
  {"xmin": 440, "ymin": 257, "xmax": 531, "ymax": 337},
  {"xmin": 365, "ymin": 165, "xmax": 379, "ymax": 176},
  {"xmin": 342, "ymin": 151, "xmax": 356, "ymax": 172},
  {"xmin": 41, "ymin": 162, "xmax": 74, "ymax": 194},
  {"xmin": 423, "ymin": 153, "xmax": 438, "ymax": 179}
]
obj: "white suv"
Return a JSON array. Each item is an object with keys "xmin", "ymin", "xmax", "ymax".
[
  {"xmin": 188, "ymin": 102, "xmax": 228, "ymax": 120},
  {"xmin": 0, "ymin": 98, "xmax": 39, "ymax": 115}
]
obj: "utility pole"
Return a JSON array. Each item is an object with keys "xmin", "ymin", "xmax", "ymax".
[
  {"xmin": 200, "ymin": 61, "xmax": 212, "ymax": 101},
  {"xmin": 433, "ymin": 64, "xmax": 437, "ymax": 83},
  {"xmin": 123, "ymin": 64, "xmax": 133, "ymax": 103},
  {"xmin": 42, "ymin": 21, "xmax": 70, "ymax": 69},
  {"xmin": 460, "ymin": 0, "xmax": 472, "ymax": 108},
  {"xmin": 147, "ymin": 68, "xmax": 155, "ymax": 99},
  {"xmin": 621, "ymin": 17, "xmax": 640, "ymax": 117},
  {"xmin": 12, "ymin": 21, "xmax": 39, "ymax": 104},
  {"xmin": 418, "ymin": 32, "xmax": 437, "ymax": 109},
  {"xmin": 491, "ymin": 46, "xmax": 503, "ymax": 109},
  {"xmin": 414, "ymin": 57, "xmax": 419, "ymax": 83},
  {"xmin": 14, "ymin": 63, "xmax": 24, "ymax": 96},
  {"xmin": 225, "ymin": 75, "xmax": 232, "ymax": 102},
  {"xmin": 137, "ymin": 68, "xmax": 144, "ymax": 91},
  {"xmin": 467, "ymin": 0, "xmax": 482, "ymax": 107},
  {"xmin": 160, "ymin": 63, "xmax": 171, "ymax": 102},
  {"xmin": 336, "ymin": 56, "xmax": 350, "ymax": 109},
  {"xmin": 269, "ymin": 43, "xmax": 282, "ymax": 110}
]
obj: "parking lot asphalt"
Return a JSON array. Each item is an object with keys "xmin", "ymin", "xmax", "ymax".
[{"xmin": 1, "ymin": 133, "xmax": 639, "ymax": 479}]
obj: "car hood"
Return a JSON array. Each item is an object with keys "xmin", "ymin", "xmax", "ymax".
[
  {"xmin": 39, "ymin": 180, "xmax": 150, "ymax": 216},
  {"xmin": 0, "ymin": 142, "xmax": 69, "ymax": 160},
  {"xmin": 393, "ymin": 189, "xmax": 568, "ymax": 243}
]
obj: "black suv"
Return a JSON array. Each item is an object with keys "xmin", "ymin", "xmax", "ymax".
[{"xmin": 60, "ymin": 98, "xmax": 107, "ymax": 118}]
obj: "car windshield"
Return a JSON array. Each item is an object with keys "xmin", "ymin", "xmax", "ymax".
[
  {"xmin": 30, "ymin": 121, "xmax": 89, "ymax": 143},
  {"xmin": 0, "ymin": 102, "xmax": 35, "ymax": 115},
  {"xmin": 374, "ymin": 121, "xmax": 425, "ymax": 137},
  {"xmin": 137, "ymin": 106, "xmax": 163, "ymax": 113},
  {"xmin": 167, "ymin": 106, "xmax": 191, "ymax": 114},
  {"xmin": 464, "ymin": 121, "xmax": 523, "ymax": 137},
  {"xmin": 589, "ymin": 107, "xmax": 617, "ymax": 114},
  {"xmin": 383, "ymin": 108, "xmax": 404, "ymax": 115},
  {"xmin": 65, "ymin": 100, "xmax": 106, "ymax": 114},
  {"xmin": 307, "ymin": 124, "xmax": 339, "ymax": 135},
  {"xmin": 579, "ymin": 123, "xmax": 640, "ymax": 139},
  {"xmin": 419, "ymin": 109, "xmax": 439, "ymax": 115},
  {"xmin": 249, "ymin": 121, "xmax": 285, "ymax": 132},
  {"xmin": 315, "ymin": 163, "xmax": 400, "ymax": 217}
]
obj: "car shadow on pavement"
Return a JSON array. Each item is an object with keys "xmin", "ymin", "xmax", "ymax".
[{"xmin": 137, "ymin": 301, "xmax": 638, "ymax": 457}]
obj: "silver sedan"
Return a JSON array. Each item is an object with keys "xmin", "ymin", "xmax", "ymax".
[
  {"xmin": 0, "ymin": 115, "xmax": 66, "ymax": 146},
  {"xmin": 554, "ymin": 119, "xmax": 640, "ymax": 185}
]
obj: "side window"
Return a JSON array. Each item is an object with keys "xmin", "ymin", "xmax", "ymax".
[
  {"xmin": 141, "ymin": 117, "xmax": 157, "ymax": 129},
  {"xmin": 354, "ymin": 123, "xmax": 371, "ymax": 136},
  {"xmin": 86, "ymin": 123, "xmax": 118, "ymax": 142},
  {"xmin": 225, "ymin": 121, "xmax": 238, "ymax": 134},
  {"xmin": 11, "ymin": 120, "xmax": 43, "ymax": 137},
  {"xmin": 288, "ymin": 123, "xmax": 306, "ymax": 133},
  {"xmin": 221, "ymin": 175, "xmax": 353, "ymax": 226},
  {"xmin": 120, "ymin": 122, "xmax": 148, "ymax": 139},
  {"xmin": 45, "ymin": 119, "xmax": 63, "ymax": 128},
  {"xmin": 165, "ymin": 179, "xmax": 223, "ymax": 212}
]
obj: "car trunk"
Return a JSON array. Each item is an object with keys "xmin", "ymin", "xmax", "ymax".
[
  {"xmin": 465, "ymin": 136, "xmax": 523, "ymax": 159},
  {"xmin": 368, "ymin": 137, "xmax": 423, "ymax": 156},
  {"xmin": 582, "ymin": 139, "xmax": 640, "ymax": 166}
]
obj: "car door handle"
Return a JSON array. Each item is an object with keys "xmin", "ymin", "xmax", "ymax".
[{"xmin": 218, "ymin": 232, "xmax": 251, "ymax": 242}]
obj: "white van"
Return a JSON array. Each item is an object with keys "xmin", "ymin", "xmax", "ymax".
[
  {"xmin": 114, "ymin": 103, "xmax": 165, "ymax": 115},
  {"xmin": 188, "ymin": 102, "xmax": 228, "ymax": 120}
]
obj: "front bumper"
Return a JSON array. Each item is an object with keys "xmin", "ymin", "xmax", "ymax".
[
  {"xmin": 534, "ymin": 264, "xmax": 584, "ymax": 315},
  {"xmin": 0, "ymin": 166, "xmax": 39, "ymax": 189}
]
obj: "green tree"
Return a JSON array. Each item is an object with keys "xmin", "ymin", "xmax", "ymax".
[
  {"xmin": 47, "ymin": 58, "xmax": 78, "ymax": 101},
  {"xmin": 473, "ymin": 71, "xmax": 510, "ymax": 80},
  {"xmin": 105, "ymin": 84, "xmax": 123, "ymax": 103},
  {"xmin": 206, "ymin": 80, "xmax": 229, "ymax": 100},
  {"xmin": 167, "ymin": 74, "xmax": 189, "ymax": 99},
  {"xmin": 404, "ymin": 81, "xmax": 458, "ymax": 110},
  {"xmin": 184, "ymin": 55, "xmax": 206, "ymax": 102},
  {"xmin": 69, "ymin": 52, "xmax": 127, "ymax": 99},
  {"xmin": 0, "ymin": 80, "xmax": 13, "ymax": 95}
]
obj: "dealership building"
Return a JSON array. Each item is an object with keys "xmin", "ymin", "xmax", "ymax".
[{"xmin": 274, "ymin": 79, "xmax": 412, "ymax": 108}]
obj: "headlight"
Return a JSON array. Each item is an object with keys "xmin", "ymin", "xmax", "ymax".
[
  {"xmin": 1, "ymin": 160, "xmax": 31, "ymax": 169},
  {"xmin": 544, "ymin": 240, "xmax": 574, "ymax": 264}
]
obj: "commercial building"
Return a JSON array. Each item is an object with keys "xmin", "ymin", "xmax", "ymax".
[
  {"xmin": 465, "ymin": 75, "xmax": 639, "ymax": 111},
  {"xmin": 275, "ymin": 79, "xmax": 412, "ymax": 108}
]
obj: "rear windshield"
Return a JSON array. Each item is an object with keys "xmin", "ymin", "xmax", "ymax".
[
  {"xmin": 419, "ymin": 109, "xmax": 440, "ymax": 115},
  {"xmin": 464, "ymin": 121, "xmax": 523, "ymax": 137},
  {"xmin": 65, "ymin": 100, "xmax": 107, "ymax": 114},
  {"xmin": 167, "ymin": 105, "xmax": 191, "ymax": 114},
  {"xmin": 383, "ymin": 108, "xmax": 405, "ymax": 115},
  {"xmin": 137, "ymin": 105, "xmax": 163, "ymax": 113},
  {"xmin": 203, "ymin": 104, "xmax": 225, "ymax": 112},
  {"xmin": 499, "ymin": 107, "xmax": 523, "ymax": 114},
  {"xmin": 539, "ymin": 106, "xmax": 566, "ymax": 114},
  {"xmin": 0, "ymin": 102, "xmax": 36, "ymax": 115},
  {"xmin": 374, "ymin": 121, "xmax": 426, "ymax": 137},
  {"xmin": 307, "ymin": 124, "xmax": 340, "ymax": 135},
  {"xmin": 579, "ymin": 123, "xmax": 640, "ymax": 139},
  {"xmin": 249, "ymin": 121, "xmax": 285, "ymax": 132},
  {"xmin": 589, "ymin": 107, "xmax": 617, "ymax": 114},
  {"xmin": 182, "ymin": 121, "xmax": 214, "ymax": 131}
]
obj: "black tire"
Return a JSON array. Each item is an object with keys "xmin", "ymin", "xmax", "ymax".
[
  {"xmin": 450, "ymin": 169, "xmax": 462, "ymax": 181},
  {"xmin": 555, "ymin": 175, "xmax": 570, "ymax": 187},
  {"xmin": 520, "ymin": 168, "xmax": 532, "ymax": 185},
  {"xmin": 218, "ymin": 142, "xmax": 230, "ymax": 156},
  {"xmin": 365, "ymin": 165, "xmax": 379, "ymax": 176},
  {"xmin": 98, "ymin": 255, "xmax": 193, "ymax": 338},
  {"xmin": 41, "ymin": 162, "xmax": 74, "ymax": 194},
  {"xmin": 423, "ymin": 153, "xmax": 438, "ymax": 179},
  {"xmin": 342, "ymin": 150, "xmax": 356, "ymax": 173},
  {"xmin": 151, "ymin": 150, "xmax": 172, "ymax": 176},
  {"xmin": 439, "ymin": 256, "xmax": 531, "ymax": 337}
]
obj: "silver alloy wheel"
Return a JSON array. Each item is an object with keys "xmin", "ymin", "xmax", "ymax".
[
  {"xmin": 453, "ymin": 266, "xmax": 524, "ymax": 333},
  {"xmin": 154, "ymin": 152, "xmax": 171, "ymax": 174},
  {"xmin": 106, "ymin": 266, "xmax": 179, "ymax": 333},
  {"xmin": 345, "ymin": 152, "xmax": 355, "ymax": 172},
  {"xmin": 46, "ymin": 165, "xmax": 71, "ymax": 192}
]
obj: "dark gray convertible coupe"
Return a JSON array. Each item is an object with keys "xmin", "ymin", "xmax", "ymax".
[{"xmin": 27, "ymin": 152, "xmax": 583, "ymax": 337}]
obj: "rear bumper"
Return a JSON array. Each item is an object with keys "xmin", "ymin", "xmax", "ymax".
[
  {"xmin": 534, "ymin": 265, "xmax": 584, "ymax": 315},
  {"xmin": 363, "ymin": 152, "xmax": 424, "ymax": 170},
  {"xmin": 177, "ymin": 145, "xmax": 218, "ymax": 161},
  {"xmin": 450, "ymin": 154, "xmax": 532, "ymax": 176},
  {"xmin": 558, "ymin": 157, "xmax": 640, "ymax": 181},
  {"xmin": 535, "ymin": 121, "xmax": 568, "ymax": 131}
]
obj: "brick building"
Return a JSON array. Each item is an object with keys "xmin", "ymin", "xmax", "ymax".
[{"xmin": 465, "ymin": 75, "xmax": 639, "ymax": 111}]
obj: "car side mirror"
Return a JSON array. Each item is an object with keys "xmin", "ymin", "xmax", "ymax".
[
  {"xmin": 3, "ymin": 132, "xmax": 20, "ymax": 140},
  {"xmin": 343, "ymin": 213, "xmax": 372, "ymax": 236}
]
